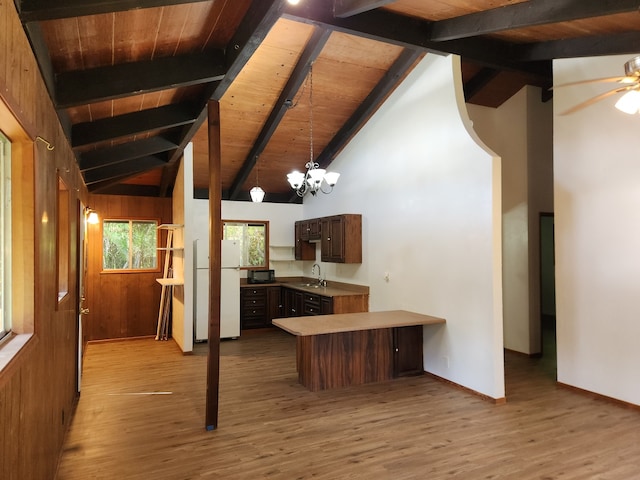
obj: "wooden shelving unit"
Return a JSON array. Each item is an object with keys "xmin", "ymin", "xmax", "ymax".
[{"xmin": 155, "ymin": 224, "xmax": 183, "ymax": 340}]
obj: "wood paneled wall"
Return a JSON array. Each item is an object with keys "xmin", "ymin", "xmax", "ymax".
[
  {"xmin": 0, "ymin": 2, "xmax": 88, "ymax": 479},
  {"xmin": 85, "ymin": 194, "xmax": 172, "ymax": 341}
]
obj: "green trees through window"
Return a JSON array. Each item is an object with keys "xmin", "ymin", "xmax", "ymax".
[
  {"xmin": 223, "ymin": 221, "xmax": 268, "ymax": 268},
  {"xmin": 103, "ymin": 220, "xmax": 158, "ymax": 270}
]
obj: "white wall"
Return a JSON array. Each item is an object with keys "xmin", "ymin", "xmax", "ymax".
[
  {"xmin": 468, "ymin": 89, "xmax": 530, "ymax": 354},
  {"xmin": 554, "ymin": 55, "xmax": 640, "ymax": 405},
  {"xmin": 467, "ymin": 86, "xmax": 553, "ymax": 355},
  {"xmin": 302, "ymin": 54, "xmax": 505, "ymax": 399}
]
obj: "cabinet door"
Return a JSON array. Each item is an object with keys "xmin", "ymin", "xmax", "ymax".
[
  {"xmin": 320, "ymin": 296, "xmax": 333, "ymax": 314},
  {"xmin": 321, "ymin": 216, "xmax": 345, "ymax": 262},
  {"xmin": 393, "ymin": 325, "xmax": 423, "ymax": 377},
  {"xmin": 283, "ymin": 287, "xmax": 303, "ymax": 317},
  {"xmin": 267, "ymin": 286, "xmax": 282, "ymax": 323},
  {"xmin": 295, "ymin": 221, "xmax": 315, "ymax": 261},
  {"xmin": 308, "ymin": 218, "xmax": 321, "ymax": 240}
]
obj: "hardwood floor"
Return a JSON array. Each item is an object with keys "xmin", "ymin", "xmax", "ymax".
[{"xmin": 56, "ymin": 329, "xmax": 640, "ymax": 480}]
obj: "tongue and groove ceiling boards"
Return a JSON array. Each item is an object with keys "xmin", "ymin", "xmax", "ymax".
[{"xmin": 15, "ymin": 0, "xmax": 640, "ymax": 201}]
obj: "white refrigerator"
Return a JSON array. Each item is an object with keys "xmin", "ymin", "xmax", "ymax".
[{"xmin": 194, "ymin": 239, "xmax": 241, "ymax": 341}]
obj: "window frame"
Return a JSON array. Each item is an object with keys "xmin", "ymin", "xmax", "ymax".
[
  {"xmin": 101, "ymin": 217, "xmax": 161, "ymax": 273},
  {"xmin": 222, "ymin": 219, "xmax": 269, "ymax": 270},
  {"xmin": 0, "ymin": 130, "xmax": 11, "ymax": 340},
  {"xmin": 0, "ymin": 94, "xmax": 36, "ymax": 377}
]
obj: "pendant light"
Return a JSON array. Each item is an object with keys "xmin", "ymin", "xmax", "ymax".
[{"xmin": 287, "ymin": 64, "xmax": 340, "ymax": 197}]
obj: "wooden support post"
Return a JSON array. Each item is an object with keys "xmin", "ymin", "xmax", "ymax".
[{"xmin": 205, "ymin": 100, "xmax": 222, "ymax": 430}]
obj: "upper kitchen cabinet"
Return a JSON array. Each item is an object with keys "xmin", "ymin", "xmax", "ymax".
[
  {"xmin": 300, "ymin": 218, "xmax": 322, "ymax": 241},
  {"xmin": 321, "ymin": 214, "xmax": 362, "ymax": 263},
  {"xmin": 295, "ymin": 221, "xmax": 315, "ymax": 261}
]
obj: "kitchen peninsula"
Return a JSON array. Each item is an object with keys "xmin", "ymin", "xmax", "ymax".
[{"xmin": 273, "ymin": 310, "xmax": 446, "ymax": 391}]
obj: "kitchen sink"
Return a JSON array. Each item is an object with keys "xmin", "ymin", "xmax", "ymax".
[{"xmin": 298, "ymin": 283, "xmax": 321, "ymax": 288}]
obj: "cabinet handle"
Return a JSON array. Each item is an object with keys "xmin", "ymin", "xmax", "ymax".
[{"xmin": 395, "ymin": 348, "xmax": 399, "ymax": 352}]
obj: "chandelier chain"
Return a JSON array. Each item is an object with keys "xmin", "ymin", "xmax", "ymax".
[{"xmin": 309, "ymin": 64, "xmax": 314, "ymax": 166}]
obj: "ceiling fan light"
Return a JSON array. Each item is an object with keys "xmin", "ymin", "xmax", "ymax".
[
  {"xmin": 615, "ymin": 90, "xmax": 640, "ymax": 114},
  {"xmin": 323, "ymin": 171, "xmax": 340, "ymax": 187}
]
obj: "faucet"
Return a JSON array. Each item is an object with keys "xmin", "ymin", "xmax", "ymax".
[{"xmin": 312, "ymin": 263, "xmax": 325, "ymax": 286}]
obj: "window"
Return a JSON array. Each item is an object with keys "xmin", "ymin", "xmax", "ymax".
[
  {"xmin": 102, "ymin": 219, "xmax": 158, "ymax": 271},
  {"xmin": 0, "ymin": 131, "xmax": 11, "ymax": 340},
  {"xmin": 223, "ymin": 220, "xmax": 268, "ymax": 269}
]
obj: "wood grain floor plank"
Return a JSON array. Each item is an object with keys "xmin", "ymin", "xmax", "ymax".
[{"xmin": 56, "ymin": 330, "xmax": 640, "ymax": 479}]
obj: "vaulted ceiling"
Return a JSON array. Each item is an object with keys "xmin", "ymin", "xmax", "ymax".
[{"xmin": 15, "ymin": 0, "xmax": 640, "ymax": 202}]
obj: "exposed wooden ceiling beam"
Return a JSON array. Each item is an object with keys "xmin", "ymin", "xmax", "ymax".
[
  {"xmin": 55, "ymin": 51, "xmax": 225, "ymax": 108},
  {"xmin": 212, "ymin": 0, "xmax": 287, "ymax": 101},
  {"xmin": 79, "ymin": 137, "xmax": 176, "ymax": 172},
  {"xmin": 283, "ymin": 5, "xmax": 550, "ymax": 80},
  {"xmin": 91, "ymin": 184, "xmax": 162, "ymax": 196},
  {"xmin": 159, "ymin": 0, "xmax": 286, "ymax": 197},
  {"xmin": 84, "ymin": 155, "xmax": 168, "ymax": 185},
  {"xmin": 333, "ymin": 0, "xmax": 396, "ymax": 18},
  {"xmin": 428, "ymin": 0, "xmax": 640, "ymax": 42},
  {"xmin": 464, "ymin": 68, "xmax": 500, "ymax": 102},
  {"xmin": 16, "ymin": 0, "xmax": 212, "ymax": 22},
  {"xmin": 72, "ymin": 103, "xmax": 199, "ymax": 149},
  {"xmin": 227, "ymin": 26, "xmax": 332, "ymax": 201},
  {"xmin": 515, "ymin": 31, "xmax": 640, "ymax": 62}
]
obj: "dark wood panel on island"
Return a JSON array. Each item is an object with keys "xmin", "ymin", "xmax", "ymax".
[{"xmin": 273, "ymin": 310, "xmax": 446, "ymax": 391}]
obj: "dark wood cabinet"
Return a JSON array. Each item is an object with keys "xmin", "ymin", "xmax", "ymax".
[
  {"xmin": 295, "ymin": 214, "xmax": 361, "ymax": 263},
  {"xmin": 300, "ymin": 218, "xmax": 322, "ymax": 241},
  {"xmin": 303, "ymin": 293, "xmax": 322, "ymax": 316},
  {"xmin": 321, "ymin": 214, "xmax": 362, "ymax": 263},
  {"xmin": 241, "ymin": 286, "xmax": 284, "ymax": 330},
  {"xmin": 392, "ymin": 325, "xmax": 424, "ymax": 377},
  {"xmin": 321, "ymin": 296, "xmax": 333, "ymax": 315},
  {"xmin": 240, "ymin": 287, "xmax": 267, "ymax": 330},
  {"xmin": 267, "ymin": 286, "xmax": 282, "ymax": 323},
  {"xmin": 283, "ymin": 287, "xmax": 304, "ymax": 317},
  {"xmin": 294, "ymin": 221, "xmax": 315, "ymax": 261}
]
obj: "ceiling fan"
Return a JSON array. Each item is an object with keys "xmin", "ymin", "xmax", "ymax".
[{"xmin": 555, "ymin": 55, "xmax": 640, "ymax": 115}]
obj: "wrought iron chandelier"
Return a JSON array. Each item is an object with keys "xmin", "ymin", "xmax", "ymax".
[{"xmin": 287, "ymin": 65, "xmax": 340, "ymax": 197}]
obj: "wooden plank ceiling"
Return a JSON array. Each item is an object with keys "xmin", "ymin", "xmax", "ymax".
[{"xmin": 15, "ymin": 0, "xmax": 640, "ymax": 202}]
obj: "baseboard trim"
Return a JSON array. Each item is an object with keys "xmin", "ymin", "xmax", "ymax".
[
  {"xmin": 424, "ymin": 371, "xmax": 506, "ymax": 405},
  {"xmin": 87, "ymin": 335, "xmax": 156, "ymax": 344},
  {"xmin": 504, "ymin": 347, "xmax": 541, "ymax": 359},
  {"xmin": 557, "ymin": 381, "xmax": 640, "ymax": 412}
]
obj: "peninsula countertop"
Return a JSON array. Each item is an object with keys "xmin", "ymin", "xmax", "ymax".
[{"xmin": 272, "ymin": 310, "xmax": 446, "ymax": 336}]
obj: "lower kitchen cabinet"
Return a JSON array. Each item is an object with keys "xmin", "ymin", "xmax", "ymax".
[
  {"xmin": 283, "ymin": 287, "xmax": 303, "ymax": 317},
  {"xmin": 241, "ymin": 286, "xmax": 285, "ymax": 330},
  {"xmin": 240, "ymin": 287, "xmax": 267, "ymax": 330},
  {"xmin": 392, "ymin": 325, "xmax": 423, "ymax": 377}
]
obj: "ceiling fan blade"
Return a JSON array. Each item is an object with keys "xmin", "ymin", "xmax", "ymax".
[
  {"xmin": 559, "ymin": 85, "xmax": 636, "ymax": 115},
  {"xmin": 552, "ymin": 76, "xmax": 636, "ymax": 89}
]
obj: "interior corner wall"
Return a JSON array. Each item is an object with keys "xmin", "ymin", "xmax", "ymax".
[
  {"xmin": 302, "ymin": 54, "xmax": 505, "ymax": 399},
  {"xmin": 466, "ymin": 86, "xmax": 553, "ymax": 355},
  {"xmin": 526, "ymin": 87, "xmax": 554, "ymax": 353},
  {"xmin": 171, "ymin": 144, "xmax": 192, "ymax": 352},
  {"xmin": 554, "ymin": 55, "xmax": 640, "ymax": 405},
  {"xmin": 467, "ymin": 89, "xmax": 531, "ymax": 354}
]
